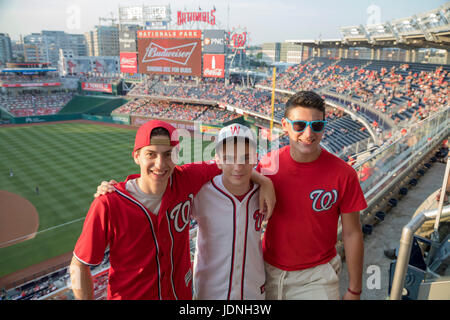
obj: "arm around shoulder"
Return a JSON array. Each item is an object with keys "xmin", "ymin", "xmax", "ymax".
[{"xmin": 251, "ymin": 170, "xmax": 276, "ymax": 220}]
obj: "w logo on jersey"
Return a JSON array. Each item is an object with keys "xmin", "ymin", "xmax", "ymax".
[
  {"xmin": 253, "ymin": 210, "xmax": 264, "ymax": 231},
  {"xmin": 169, "ymin": 194, "xmax": 194, "ymax": 232},
  {"xmin": 310, "ymin": 189, "xmax": 338, "ymax": 212}
]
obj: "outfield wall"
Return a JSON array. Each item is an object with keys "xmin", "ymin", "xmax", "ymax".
[
  {"xmin": 10, "ymin": 114, "xmax": 81, "ymax": 124},
  {"xmin": 9, "ymin": 113, "xmax": 130, "ymax": 125}
]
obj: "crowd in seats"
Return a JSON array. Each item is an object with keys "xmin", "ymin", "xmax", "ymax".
[
  {"xmin": 1, "ymin": 269, "xmax": 67, "ymax": 300},
  {"xmin": 0, "ymin": 72, "xmax": 60, "ymax": 84},
  {"xmin": 263, "ymin": 57, "xmax": 449, "ymax": 125},
  {"xmin": 128, "ymin": 76, "xmax": 274, "ymax": 117},
  {"xmin": 1, "ymin": 251, "xmax": 111, "ymax": 300},
  {"xmin": 129, "ymin": 58, "xmax": 448, "ymax": 130},
  {"xmin": 0, "ymin": 92, "xmax": 74, "ymax": 117},
  {"xmin": 113, "ymin": 98, "xmax": 240, "ymax": 125}
]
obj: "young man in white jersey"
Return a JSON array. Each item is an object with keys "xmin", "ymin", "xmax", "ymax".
[{"xmin": 192, "ymin": 123, "xmax": 266, "ymax": 300}]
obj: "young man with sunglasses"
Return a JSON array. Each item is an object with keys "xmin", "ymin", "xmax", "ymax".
[{"xmin": 258, "ymin": 90, "xmax": 367, "ymax": 300}]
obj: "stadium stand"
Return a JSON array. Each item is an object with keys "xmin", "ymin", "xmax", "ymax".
[
  {"xmin": 0, "ymin": 92, "xmax": 74, "ymax": 116},
  {"xmin": 113, "ymin": 98, "xmax": 240, "ymax": 125},
  {"xmin": 260, "ymin": 58, "xmax": 449, "ymax": 127}
]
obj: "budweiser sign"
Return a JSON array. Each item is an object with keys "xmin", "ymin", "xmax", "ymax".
[
  {"xmin": 177, "ymin": 9, "xmax": 216, "ymax": 26},
  {"xmin": 142, "ymin": 42, "xmax": 197, "ymax": 65},
  {"xmin": 203, "ymin": 54, "xmax": 225, "ymax": 78},
  {"xmin": 138, "ymin": 37, "xmax": 202, "ymax": 76},
  {"xmin": 120, "ymin": 52, "xmax": 138, "ymax": 73}
]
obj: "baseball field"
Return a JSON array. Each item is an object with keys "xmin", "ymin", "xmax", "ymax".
[{"xmin": 0, "ymin": 121, "xmax": 213, "ymax": 279}]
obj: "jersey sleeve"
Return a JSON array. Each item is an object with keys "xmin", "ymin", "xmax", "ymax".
[
  {"xmin": 255, "ymin": 150, "xmax": 280, "ymax": 176},
  {"xmin": 339, "ymin": 168, "xmax": 368, "ymax": 214},
  {"xmin": 73, "ymin": 197, "xmax": 110, "ymax": 266},
  {"xmin": 179, "ymin": 161, "xmax": 221, "ymax": 195}
]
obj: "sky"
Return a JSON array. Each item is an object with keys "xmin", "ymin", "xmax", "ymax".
[{"xmin": 0, "ymin": 0, "xmax": 447, "ymax": 45}]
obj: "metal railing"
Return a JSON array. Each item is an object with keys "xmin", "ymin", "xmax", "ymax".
[
  {"xmin": 354, "ymin": 106, "xmax": 449, "ymax": 203},
  {"xmin": 390, "ymin": 205, "xmax": 450, "ymax": 300}
]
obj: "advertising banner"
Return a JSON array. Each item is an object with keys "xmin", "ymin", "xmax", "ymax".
[
  {"xmin": 203, "ymin": 30, "xmax": 226, "ymax": 53},
  {"xmin": 177, "ymin": 9, "xmax": 216, "ymax": 26},
  {"xmin": 81, "ymin": 82, "xmax": 113, "ymax": 93},
  {"xmin": 1, "ymin": 82, "xmax": 61, "ymax": 87},
  {"xmin": 131, "ymin": 115, "xmax": 197, "ymax": 131},
  {"xmin": 203, "ymin": 54, "xmax": 225, "ymax": 78},
  {"xmin": 64, "ymin": 57, "xmax": 119, "ymax": 76},
  {"xmin": 137, "ymin": 30, "xmax": 202, "ymax": 76},
  {"xmin": 120, "ymin": 41, "xmax": 137, "ymax": 52},
  {"xmin": 200, "ymin": 124, "xmax": 221, "ymax": 135},
  {"xmin": 120, "ymin": 52, "xmax": 138, "ymax": 73}
]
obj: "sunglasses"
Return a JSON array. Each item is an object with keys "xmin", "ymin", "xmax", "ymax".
[{"xmin": 285, "ymin": 119, "xmax": 328, "ymax": 133}]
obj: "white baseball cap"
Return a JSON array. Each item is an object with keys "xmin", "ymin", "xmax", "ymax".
[{"xmin": 215, "ymin": 123, "xmax": 257, "ymax": 152}]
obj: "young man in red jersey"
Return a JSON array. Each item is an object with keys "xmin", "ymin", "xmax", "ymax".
[
  {"xmin": 70, "ymin": 120, "xmax": 275, "ymax": 300},
  {"xmin": 258, "ymin": 91, "xmax": 367, "ymax": 300}
]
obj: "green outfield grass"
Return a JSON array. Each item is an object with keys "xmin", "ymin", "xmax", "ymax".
[{"xmin": 0, "ymin": 122, "xmax": 213, "ymax": 277}]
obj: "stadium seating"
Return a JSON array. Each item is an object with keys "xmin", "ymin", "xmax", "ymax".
[
  {"xmin": 113, "ymin": 98, "xmax": 240, "ymax": 125},
  {"xmin": 0, "ymin": 92, "xmax": 74, "ymax": 117}
]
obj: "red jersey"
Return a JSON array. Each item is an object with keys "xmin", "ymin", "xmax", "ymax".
[
  {"xmin": 257, "ymin": 146, "xmax": 367, "ymax": 271},
  {"xmin": 73, "ymin": 161, "xmax": 220, "ymax": 300}
]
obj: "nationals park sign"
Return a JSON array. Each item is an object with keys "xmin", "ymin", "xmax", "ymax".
[{"xmin": 137, "ymin": 30, "xmax": 202, "ymax": 76}]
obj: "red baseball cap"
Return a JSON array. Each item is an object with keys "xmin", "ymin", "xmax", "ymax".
[{"xmin": 133, "ymin": 120, "xmax": 179, "ymax": 153}]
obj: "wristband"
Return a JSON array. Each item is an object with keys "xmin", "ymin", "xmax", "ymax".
[{"xmin": 347, "ymin": 288, "xmax": 362, "ymax": 295}]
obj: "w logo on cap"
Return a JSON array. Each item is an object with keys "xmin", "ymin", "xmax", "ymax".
[{"xmin": 230, "ymin": 125, "xmax": 240, "ymax": 135}]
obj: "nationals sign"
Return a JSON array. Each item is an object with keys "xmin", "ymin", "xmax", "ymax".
[
  {"xmin": 120, "ymin": 52, "xmax": 138, "ymax": 73},
  {"xmin": 203, "ymin": 54, "xmax": 225, "ymax": 78},
  {"xmin": 137, "ymin": 30, "xmax": 202, "ymax": 76},
  {"xmin": 81, "ymin": 82, "xmax": 112, "ymax": 93}
]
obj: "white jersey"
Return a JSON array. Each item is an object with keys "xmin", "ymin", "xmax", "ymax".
[{"xmin": 192, "ymin": 175, "xmax": 266, "ymax": 300}]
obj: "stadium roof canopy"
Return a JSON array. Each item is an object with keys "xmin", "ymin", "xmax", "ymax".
[{"xmin": 287, "ymin": 2, "xmax": 450, "ymax": 50}]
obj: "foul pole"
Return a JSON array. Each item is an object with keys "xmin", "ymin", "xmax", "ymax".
[{"xmin": 269, "ymin": 67, "xmax": 276, "ymax": 140}]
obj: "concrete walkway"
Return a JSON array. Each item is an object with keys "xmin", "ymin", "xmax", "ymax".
[{"xmin": 338, "ymin": 160, "xmax": 447, "ymax": 300}]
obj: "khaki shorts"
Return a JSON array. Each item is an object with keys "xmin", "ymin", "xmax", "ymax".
[{"xmin": 265, "ymin": 255, "xmax": 342, "ymax": 300}]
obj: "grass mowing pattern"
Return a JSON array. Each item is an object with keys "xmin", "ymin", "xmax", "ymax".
[
  {"xmin": 0, "ymin": 122, "xmax": 213, "ymax": 277},
  {"xmin": 58, "ymin": 96, "xmax": 111, "ymax": 114}
]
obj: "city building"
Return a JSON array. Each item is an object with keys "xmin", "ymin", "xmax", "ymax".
[
  {"xmin": 85, "ymin": 25, "xmax": 120, "ymax": 57},
  {"xmin": 280, "ymin": 42, "xmax": 303, "ymax": 64},
  {"xmin": 22, "ymin": 31, "xmax": 87, "ymax": 66},
  {"xmin": 0, "ymin": 33, "xmax": 13, "ymax": 65}
]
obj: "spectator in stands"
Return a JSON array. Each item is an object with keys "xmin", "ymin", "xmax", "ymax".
[{"xmin": 257, "ymin": 91, "xmax": 367, "ymax": 300}]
